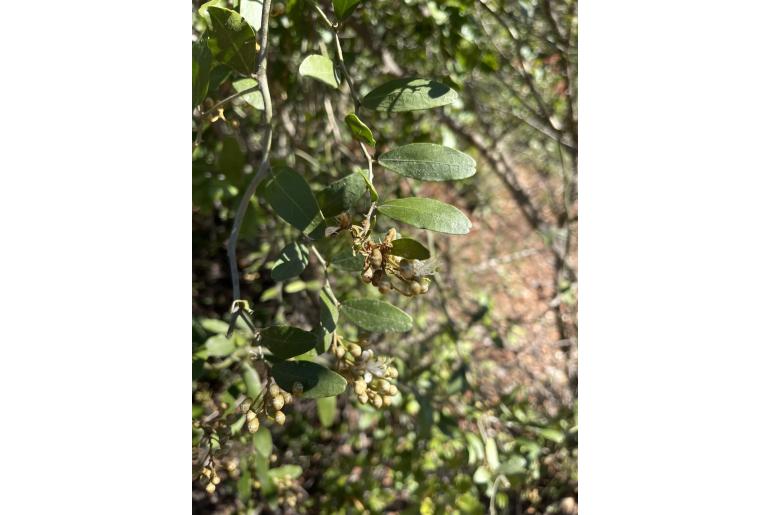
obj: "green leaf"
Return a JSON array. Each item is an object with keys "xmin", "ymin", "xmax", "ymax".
[
  {"xmin": 269, "ymin": 465, "xmax": 302, "ymax": 480},
  {"xmin": 466, "ymin": 433, "xmax": 485, "ymax": 465},
  {"xmin": 361, "ymin": 78, "xmax": 458, "ymax": 112},
  {"xmin": 264, "ymin": 167, "xmax": 323, "ymax": 235},
  {"xmin": 232, "ymin": 78, "xmax": 264, "ymax": 110},
  {"xmin": 284, "ymin": 280, "xmax": 307, "ymax": 293},
  {"xmin": 317, "ymin": 286, "xmax": 338, "ymax": 353},
  {"xmin": 330, "ymin": 251, "xmax": 365, "ymax": 272},
  {"xmin": 271, "ymin": 242, "xmax": 309, "ymax": 281},
  {"xmin": 356, "ymin": 168, "xmax": 378, "ymax": 201},
  {"xmin": 344, "ymin": 113, "xmax": 376, "ymax": 146},
  {"xmin": 390, "ymin": 238, "xmax": 430, "ymax": 259},
  {"xmin": 317, "ymin": 396, "xmax": 337, "ymax": 428},
  {"xmin": 298, "ymin": 54, "xmax": 339, "ymax": 89},
  {"xmin": 200, "ymin": 318, "xmax": 230, "ymax": 334},
  {"xmin": 243, "ymin": 363, "xmax": 261, "ymax": 398},
  {"xmin": 485, "ymin": 437, "xmax": 500, "ymax": 471},
  {"xmin": 237, "ymin": 469, "xmax": 252, "ymax": 501},
  {"xmin": 197, "ymin": 0, "xmax": 228, "ymax": 28},
  {"xmin": 498, "ymin": 456, "xmax": 527, "ymax": 476},
  {"xmin": 333, "ymin": 0, "xmax": 365, "ymax": 20},
  {"xmin": 253, "ymin": 425, "xmax": 272, "ymax": 457},
  {"xmin": 205, "ymin": 334, "xmax": 235, "ymax": 357},
  {"xmin": 260, "ymin": 326, "xmax": 317, "ymax": 360},
  {"xmin": 473, "ymin": 465, "xmax": 491, "ymax": 484},
  {"xmin": 192, "ymin": 39, "xmax": 211, "ymax": 107},
  {"xmin": 206, "ymin": 7, "xmax": 257, "ymax": 76},
  {"xmin": 377, "ymin": 197, "xmax": 471, "ymax": 235},
  {"xmin": 538, "ymin": 427, "xmax": 565, "ymax": 443},
  {"xmin": 316, "ymin": 173, "xmax": 367, "ymax": 217},
  {"xmin": 378, "ymin": 143, "xmax": 476, "ymax": 181},
  {"xmin": 218, "ymin": 136, "xmax": 245, "ymax": 180},
  {"xmin": 271, "ymin": 360, "xmax": 347, "ymax": 399},
  {"xmin": 260, "ymin": 284, "xmax": 281, "ymax": 301},
  {"xmin": 239, "ymin": 0, "xmax": 263, "ymax": 30},
  {"xmin": 340, "ymin": 298, "xmax": 413, "ymax": 332},
  {"xmin": 319, "ymin": 287, "xmax": 338, "ymax": 334},
  {"xmin": 230, "ymin": 414, "xmax": 246, "ymax": 435}
]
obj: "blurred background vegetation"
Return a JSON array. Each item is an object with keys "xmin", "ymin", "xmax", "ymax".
[{"xmin": 193, "ymin": 0, "xmax": 577, "ymax": 513}]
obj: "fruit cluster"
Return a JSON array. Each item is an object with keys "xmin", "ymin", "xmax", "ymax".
[{"xmin": 332, "ymin": 336, "xmax": 399, "ymax": 408}]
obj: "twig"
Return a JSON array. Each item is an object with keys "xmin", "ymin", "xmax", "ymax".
[
  {"xmin": 225, "ymin": 0, "xmax": 274, "ymax": 314},
  {"xmin": 199, "ymin": 84, "xmax": 260, "ymax": 120},
  {"xmin": 331, "ymin": 30, "xmax": 375, "ymax": 182},
  {"xmin": 477, "ymin": 0, "xmax": 565, "ymax": 141},
  {"xmin": 310, "ymin": 244, "xmax": 340, "ymax": 306}
]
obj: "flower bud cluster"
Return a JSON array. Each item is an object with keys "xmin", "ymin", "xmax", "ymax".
[
  {"xmin": 332, "ymin": 338, "xmax": 399, "ymax": 408},
  {"xmin": 239, "ymin": 379, "xmax": 295, "ymax": 431},
  {"xmin": 265, "ymin": 380, "xmax": 295, "ymax": 425},
  {"xmin": 273, "ymin": 473, "xmax": 307, "ymax": 508},
  {"xmin": 200, "ymin": 465, "xmax": 221, "ymax": 494}
]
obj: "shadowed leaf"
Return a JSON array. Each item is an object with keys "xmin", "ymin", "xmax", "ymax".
[
  {"xmin": 264, "ymin": 167, "xmax": 323, "ymax": 235},
  {"xmin": 206, "ymin": 6, "xmax": 257, "ymax": 76},
  {"xmin": 260, "ymin": 326, "xmax": 317, "ymax": 360},
  {"xmin": 390, "ymin": 238, "xmax": 431, "ymax": 259},
  {"xmin": 271, "ymin": 242, "xmax": 309, "ymax": 281},
  {"xmin": 317, "ymin": 173, "xmax": 367, "ymax": 217},
  {"xmin": 271, "ymin": 360, "xmax": 347, "ymax": 398},
  {"xmin": 362, "ymin": 78, "xmax": 457, "ymax": 112}
]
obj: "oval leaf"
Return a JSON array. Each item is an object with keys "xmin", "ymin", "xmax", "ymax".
[
  {"xmin": 317, "ymin": 396, "xmax": 337, "ymax": 428},
  {"xmin": 330, "ymin": 251, "xmax": 365, "ymax": 272},
  {"xmin": 357, "ymin": 168, "xmax": 379, "ymax": 201},
  {"xmin": 264, "ymin": 167, "xmax": 323, "ymax": 235},
  {"xmin": 390, "ymin": 238, "xmax": 430, "ymax": 259},
  {"xmin": 318, "ymin": 287, "xmax": 339, "ymax": 334},
  {"xmin": 379, "ymin": 143, "xmax": 476, "ymax": 181},
  {"xmin": 192, "ymin": 39, "xmax": 212, "ymax": 107},
  {"xmin": 243, "ymin": 363, "xmax": 262, "ymax": 398},
  {"xmin": 271, "ymin": 360, "xmax": 347, "ymax": 399},
  {"xmin": 299, "ymin": 55, "xmax": 340, "ymax": 89},
  {"xmin": 271, "ymin": 242, "xmax": 309, "ymax": 281},
  {"xmin": 232, "ymin": 78, "xmax": 264, "ymax": 110},
  {"xmin": 344, "ymin": 113, "xmax": 376, "ymax": 146},
  {"xmin": 377, "ymin": 197, "xmax": 471, "ymax": 235},
  {"xmin": 253, "ymin": 426, "xmax": 272, "ymax": 457},
  {"xmin": 260, "ymin": 326, "xmax": 317, "ymax": 359},
  {"xmin": 316, "ymin": 173, "xmax": 367, "ymax": 217},
  {"xmin": 333, "ymin": 0, "xmax": 365, "ymax": 20},
  {"xmin": 206, "ymin": 7, "xmax": 257, "ymax": 76},
  {"xmin": 315, "ymin": 286, "xmax": 339, "ymax": 353},
  {"xmin": 340, "ymin": 298, "xmax": 413, "ymax": 332},
  {"xmin": 205, "ymin": 334, "xmax": 235, "ymax": 357},
  {"xmin": 361, "ymin": 78, "xmax": 458, "ymax": 112},
  {"xmin": 239, "ymin": 0, "xmax": 263, "ymax": 30}
]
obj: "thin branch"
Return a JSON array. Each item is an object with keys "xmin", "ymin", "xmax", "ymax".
[
  {"xmin": 199, "ymin": 84, "xmax": 260, "ymax": 120},
  {"xmin": 310, "ymin": 244, "xmax": 340, "ymax": 306},
  {"xmin": 440, "ymin": 113, "xmax": 576, "ymax": 284},
  {"xmin": 225, "ymin": 0, "xmax": 274, "ymax": 308},
  {"xmin": 312, "ymin": 2, "xmax": 334, "ymax": 28},
  {"xmin": 331, "ymin": 29, "xmax": 375, "ymax": 182},
  {"xmin": 333, "ymin": 32, "xmax": 361, "ymax": 109},
  {"xmin": 477, "ymin": 0, "xmax": 564, "ymax": 141}
]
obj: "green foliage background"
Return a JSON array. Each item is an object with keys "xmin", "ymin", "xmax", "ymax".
[{"xmin": 193, "ymin": 0, "xmax": 577, "ymax": 513}]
